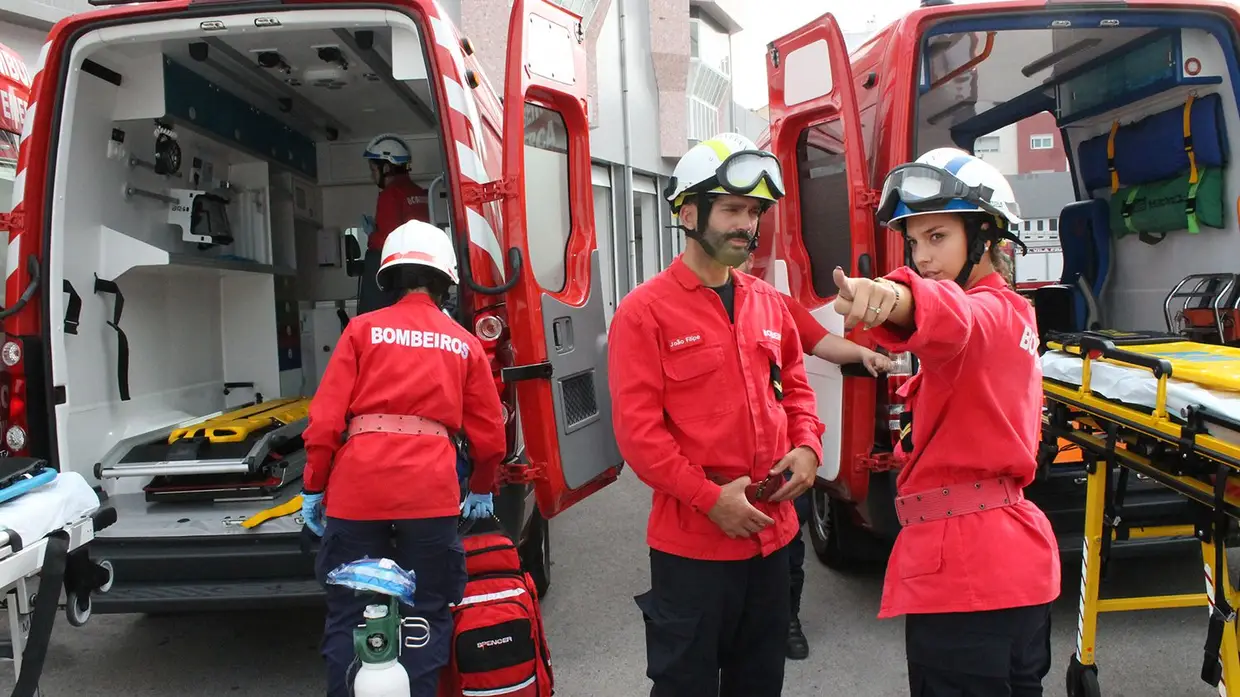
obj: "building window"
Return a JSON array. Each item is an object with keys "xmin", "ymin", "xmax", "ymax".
[
  {"xmin": 797, "ymin": 119, "xmax": 853, "ymax": 298},
  {"xmin": 689, "ymin": 17, "xmax": 731, "ymax": 77},
  {"xmin": 1030, "ymin": 134, "xmax": 1054, "ymax": 150},
  {"xmin": 1049, "ymin": 218, "xmax": 1058, "ymax": 232},
  {"xmin": 974, "ymin": 135, "xmax": 1000, "ymax": 153}
]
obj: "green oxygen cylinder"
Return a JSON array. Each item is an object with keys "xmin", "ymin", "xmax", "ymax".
[{"xmin": 352, "ymin": 596, "xmax": 410, "ymax": 697}]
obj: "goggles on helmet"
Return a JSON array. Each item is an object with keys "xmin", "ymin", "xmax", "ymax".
[
  {"xmin": 680, "ymin": 149, "xmax": 786, "ymax": 202},
  {"xmin": 876, "ymin": 163, "xmax": 1007, "ymax": 226}
]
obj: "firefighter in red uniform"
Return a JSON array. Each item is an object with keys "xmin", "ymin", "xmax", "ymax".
[
  {"xmin": 832, "ymin": 148, "xmax": 1060, "ymax": 696},
  {"xmin": 608, "ymin": 132, "xmax": 825, "ymax": 697},
  {"xmin": 299, "ymin": 219, "xmax": 506, "ymax": 697},
  {"xmin": 738, "ymin": 250, "xmax": 890, "ymax": 659},
  {"xmin": 358, "ymin": 133, "xmax": 433, "ymax": 315}
]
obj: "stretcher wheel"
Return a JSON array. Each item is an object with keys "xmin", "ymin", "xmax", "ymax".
[
  {"xmin": 1066, "ymin": 658, "xmax": 1101, "ymax": 697},
  {"xmin": 97, "ymin": 560, "xmax": 115, "ymax": 593},
  {"xmin": 65, "ymin": 591, "xmax": 92, "ymax": 627}
]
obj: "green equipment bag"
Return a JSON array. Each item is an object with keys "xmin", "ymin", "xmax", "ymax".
[{"xmin": 1109, "ymin": 166, "xmax": 1225, "ymax": 245}]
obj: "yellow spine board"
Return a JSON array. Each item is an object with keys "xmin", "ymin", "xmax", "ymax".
[
  {"xmin": 168, "ymin": 397, "xmax": 312, "ymax": 444},
  {"xmin": 1049, "ymin": 338, "xmax": 1240, "ymax": 393}
]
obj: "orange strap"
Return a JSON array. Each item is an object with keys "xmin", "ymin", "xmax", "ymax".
[
  {"xmin": 1183, "ymin": 94, "xmax": 1199, "ymax": 184},
  {"xmin": 1107, "ymin": 120, "xmax": 1121, "ymax": 193}
]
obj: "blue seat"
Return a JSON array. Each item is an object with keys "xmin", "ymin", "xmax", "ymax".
[{"xmin": 1056, "ymin": 199, "xmax": 1112, "ymax": 331}]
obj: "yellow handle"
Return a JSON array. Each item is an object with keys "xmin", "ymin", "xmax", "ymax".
[{"xmin": 241, "ymin": 495, "xmax": 304, "ymax": 529}]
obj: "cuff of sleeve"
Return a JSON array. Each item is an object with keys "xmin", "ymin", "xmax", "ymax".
[
  {"xmin": 790, "ymin": 429, "xmax": 824, "ymax": 467},
  {"xmin": 869, "ymin": 268, "xmax": 945, "ymax": 353},
  {"xmin": 683, "ymin": 474, "xmax": 723, "ymax": 515}
]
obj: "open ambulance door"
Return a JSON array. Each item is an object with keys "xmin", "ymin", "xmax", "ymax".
[
  {"xmin": 499, "ymin": 0, "xmax": 622, "ymax": 518},
  {"xmin": 766, "ymin": 14, "xmax": 877, "ymax": 485}
]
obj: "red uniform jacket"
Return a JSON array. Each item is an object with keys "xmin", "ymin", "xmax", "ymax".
[
  {"xmin": 869, "ymin": 269, "xmax": 1060, "ymax": 618},
  {"xmin": 371, "ymin": 175, "xmax": 431, "ymax": 252},
  {"xmin": 779, "ymin": 292, "xmax": 829, "ymax": 354},
  {"xmin": 302, "ymin": 293, "xmax": 506, "ymax": 520},
  {"xmin": 607, "ymin": 257, "xmax": 826, "ymax": 561}
]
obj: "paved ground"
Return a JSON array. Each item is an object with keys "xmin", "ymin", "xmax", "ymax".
[{"xmin": 2, "ymin": 472, "xmax": 1231, "ymax": 696}]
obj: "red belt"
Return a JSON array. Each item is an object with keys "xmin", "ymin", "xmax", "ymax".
[
  {"xmin": 895, "ymin": 476, "xmax": 1022, "ymax": 526},
  {"xmin": 347, "ymin": 414, "xmax": 450, "ymax": 439}
]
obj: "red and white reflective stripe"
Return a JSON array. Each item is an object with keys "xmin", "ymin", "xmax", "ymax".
[
  {"xmin": 424, "ymin": 3, "xmax": 506, "ymax": 281},
  {"xmin": 382, "ymin": 249, "xmax": 437, "ymax": 266}
]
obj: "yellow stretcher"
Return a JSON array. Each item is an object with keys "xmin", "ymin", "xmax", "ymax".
[
  {"xmin": 93, "ymin": 396, "xmax": 313, "ymax": 500},
  {"xmin": 1041, "ymin": 329, "xmax": 1240, "ymax": 696}
]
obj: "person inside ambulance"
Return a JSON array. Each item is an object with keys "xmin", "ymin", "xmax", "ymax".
[
  {"xmin": 608, "ymin": 132, "xmax": 825, "ymax": 696},
  {"xmin": 738, "ymin": 249, "xmax": 891, "ymax": 660},
  {"xmin": 299, "ymin": 219, "xmax": 506, "ymax": 697},
  {"xmin": 357, "ymin": 133, "xmax": 433, "ymax": 315},
  {"xmin": 831, "ymin": 148, "xmax": 1060, "ymax": 697}
]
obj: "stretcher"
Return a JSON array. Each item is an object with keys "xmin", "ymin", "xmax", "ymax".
[
  {"xmin": 92, "ymin": 397, "xmax": 311, "ymax": 503},
  {"xmin": 1, "ymin": 464, "xmax": 116, "ymax": 696},
  {"xmin": 1040, "ymin": 329, "xmax": 1240, "ymax": 696}
]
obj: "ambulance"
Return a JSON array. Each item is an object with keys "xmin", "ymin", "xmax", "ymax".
[
  {"xmin": 0, "ymin": 0, "xmax": 622, "ymax": 613},
  {"xmin": 755, "ymin": 0, "xmax": 1239, "ymax": 569},
  {"xmin": 0, "ymin": 41, "xmax": 30, "ymax": 215}
]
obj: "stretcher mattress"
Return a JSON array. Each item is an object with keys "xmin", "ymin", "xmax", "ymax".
[
  {"xmin": 1042, "ymin": 350, "xmax": 1240, "ymax": 445},
  {"xmin": 0, "ymin": 471, "xmax": 100, "ymax": 553}
]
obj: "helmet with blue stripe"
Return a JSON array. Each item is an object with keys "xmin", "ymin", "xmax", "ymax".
[
  {"xmin": 879, "ymin": 147, "xmax": 1023, "ymax": 232},
  {"xmin": 363, "ymin": 133, "xmax": 412, "ymax": 166}
]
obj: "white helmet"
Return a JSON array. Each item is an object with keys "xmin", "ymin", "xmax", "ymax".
[
  {"xmin": 664, "ymin": 132, "xmax": 784, "ymax": 213},
  {"xmin": 363, "ymin": 133, "xmax": 411, "ymax": 166},
  {"xmin": 878, "ymin": 147, "xmax": 1023, "ymax": 232},
  {"xmin": 376, "ymin": 219, "xmax": 459, "ymax": 291}
]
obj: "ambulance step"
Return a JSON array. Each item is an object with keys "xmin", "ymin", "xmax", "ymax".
[{"xmin": 91, "ymin": 578, "xmax": 324, "ymax": 613}]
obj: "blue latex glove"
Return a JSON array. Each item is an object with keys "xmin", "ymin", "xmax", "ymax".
[
  {"xmin": 361, "ymin": 214, "xmax": 376, "ymax": 236},
  {"xmin": 301, "ymin": 492, "xmax": 325, "ymax": 536},
  {"xmin": 461, "ymin": 492, "xmax": 494, "ymax": 521}
]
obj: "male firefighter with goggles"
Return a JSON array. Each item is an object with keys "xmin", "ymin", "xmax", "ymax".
[
  {"xmin": 832, "ymin": 148, "xmax": 1059, "ymax": 696},
  {"xmin": 608, "ymin": 132, "xmax": 825, "ymax": 696}
]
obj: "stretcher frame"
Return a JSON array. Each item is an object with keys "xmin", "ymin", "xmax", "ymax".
[
  {"xmin": 94, "ymin": 397, "xmax": 310, "ymax": 480},
  {"xmin": 1, "ymin": 503, "xmax": 117, "ymax": 694},
  {"xmin": 1041, "ymin": 333, "xmax": 1240, "ymax": 696}
]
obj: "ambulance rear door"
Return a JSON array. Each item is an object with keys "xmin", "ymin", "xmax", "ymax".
[
  {"xmin": 499, "ymin": 0, "xmax": 621, "ymax": 518},
  {"xmin": 766, "ymin": 13, "xmax": 877, "ymax": 483}
]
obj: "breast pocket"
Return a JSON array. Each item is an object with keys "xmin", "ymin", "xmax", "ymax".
[
  {"xmin": 757, "ymin": 339, "xmax": 784, "ymax": 403},
  {"xmin": 662, "ymin": 344, "xmax": 728, "ymax": 424}
]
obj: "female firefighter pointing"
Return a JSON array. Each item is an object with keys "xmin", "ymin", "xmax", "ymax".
[{"xmin": 832, "ymin": 148, "xmax": 1060, "ymax": 697}]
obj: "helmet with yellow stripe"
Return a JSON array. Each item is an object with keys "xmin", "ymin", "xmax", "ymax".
[{"xmin": 664, "ymin": 132, "xmax": 785, "ymax": 213}]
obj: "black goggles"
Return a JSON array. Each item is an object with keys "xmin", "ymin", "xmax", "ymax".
[
  {"xmin": 876, "ymin": 163, "xmax": 1008, "ymax": 226},
  {"xmin": 670, "ymin": 149, "xmax": 787, "ymax": 202}
]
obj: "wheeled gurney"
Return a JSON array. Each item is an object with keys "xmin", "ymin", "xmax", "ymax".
[
  {"xmin": 1040, "ymin": 329, "xmax": 1240, "ymax": 696},
  {"xmin": 1, "ymin": 463, "xmax": 116, "ymax": 697}
]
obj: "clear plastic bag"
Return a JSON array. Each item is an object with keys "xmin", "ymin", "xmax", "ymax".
[{"xmin": 325, "ymin": 557, "xmax": 418, "ymax": 607}]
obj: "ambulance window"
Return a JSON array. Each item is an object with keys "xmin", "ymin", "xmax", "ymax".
[
  {"xmin": 797, "ymin": 119, "xmax": 852, "ymax": 298},
  {"xmin": 523, "ymin": 103, "xmax": 572, "ymax": 292}
]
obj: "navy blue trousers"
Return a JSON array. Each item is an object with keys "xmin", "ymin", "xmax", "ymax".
[
  {"xmin": 787, "ymin": 485, "xmax": 810, "ymax": 617},
  {"xmin": 315, "ymin": 517, "xmax": 467, "ymax": 697}
]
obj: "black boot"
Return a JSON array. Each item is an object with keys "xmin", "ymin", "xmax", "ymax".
[{"xmin": 786, "ymin": 616, "xmax": 809, "ymax": 660}]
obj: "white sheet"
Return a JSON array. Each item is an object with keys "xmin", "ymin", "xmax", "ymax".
[
  {"xmin": 1042, "ymin": 350, "xmax": 1240, "ymax": 445},
  {"xmin": 0, "ymin": 472, "xmax": 100, "ymax": 551}
]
